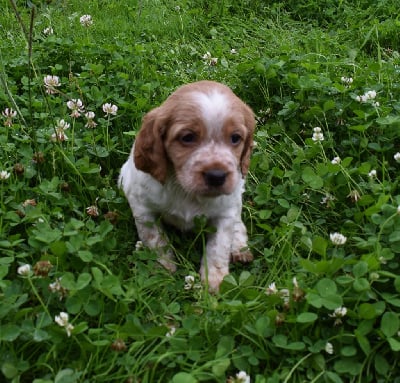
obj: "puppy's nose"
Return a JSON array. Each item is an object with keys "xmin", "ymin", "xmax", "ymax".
[{"xmin": 204, "ymin": 169, "xmax": 227, "ymax": 187}]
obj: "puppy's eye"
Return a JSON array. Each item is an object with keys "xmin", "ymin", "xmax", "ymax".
[
  {"xmin": 231, "ymin": 133, "xmax": 242, "ymax": 145},
  {"xmin": 180, "ymin": 133, "xmax": 197, "ymax": 144}
]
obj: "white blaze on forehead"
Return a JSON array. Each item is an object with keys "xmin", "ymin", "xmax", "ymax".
[{"xmin": 192, "ymin": 90, "xmax": 230, "ymax": 134}]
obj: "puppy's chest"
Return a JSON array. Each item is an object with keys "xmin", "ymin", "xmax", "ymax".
[{"xmin": 155, "ymin": 196, "xmax": 212, "ymax": 231}]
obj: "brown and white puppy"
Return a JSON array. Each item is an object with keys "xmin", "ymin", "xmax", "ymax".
[{"xmin": 119, "ymin": 80, "xmax": 255, "ymax": 291}]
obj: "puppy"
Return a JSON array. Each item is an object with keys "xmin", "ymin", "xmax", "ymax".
[{"xmin": 119, "ymin": 80, "xmax": 255, "ymax": 291}]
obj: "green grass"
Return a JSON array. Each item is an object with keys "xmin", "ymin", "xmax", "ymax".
[{"xmin": 1, "ymin": 0, "xmax": 400, "ymax": 382}]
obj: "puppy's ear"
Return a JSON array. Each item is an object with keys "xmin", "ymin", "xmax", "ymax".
[
  {"xmin": 134, "ymin": 107, "xmax": 169, "ymax": 183},
  {"xmin": 240, "ymin": 103, "xmax": 256, "ymax": 177}
]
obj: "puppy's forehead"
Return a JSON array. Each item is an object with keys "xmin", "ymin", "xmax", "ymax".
[{"xmin": 190, "ymin": 90, "xmax": 231, "ymax": 131}]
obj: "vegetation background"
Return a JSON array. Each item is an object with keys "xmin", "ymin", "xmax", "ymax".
[{"xmin": 1, "ymin": 0, "xmax": 400, "ymax": 382}]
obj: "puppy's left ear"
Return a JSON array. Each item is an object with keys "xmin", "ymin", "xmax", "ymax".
[
  {"xmin": 134, "ymin": 107, "xmax": 169, "ymax": 183},
  {"xmin": 240, "ymin": 103, "xmax": 256, "ymax": 177}
]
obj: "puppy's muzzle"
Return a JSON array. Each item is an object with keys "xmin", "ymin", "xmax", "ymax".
[{"xmin": 203, "ymin": 169, "xmax": 227, "ymax": 187}]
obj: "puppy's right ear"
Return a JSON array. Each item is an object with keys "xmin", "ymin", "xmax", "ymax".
[{"xmin": 134, "ymin": 107, "xmax": 168, "ymax": 183}]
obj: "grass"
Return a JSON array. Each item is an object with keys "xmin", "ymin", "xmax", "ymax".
[{"xmin": 1, "ymin": 0, "xmax": 400, "ymax": 382}]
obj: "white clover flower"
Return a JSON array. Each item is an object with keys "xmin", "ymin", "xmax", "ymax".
[
  {"xmin": 1, "ymin": 108, "xmax": 17, "ymax": 127},
  {"xmin": 230, "ymin": 48, "xmax": 238, "ymax": 54},
  {"xmin": 394, "ymin": 152, "xmax": 400, "ymax": 163},
  {"xmin": 43, "ymin": 27, "xmax": 54, "ymax": 36},
  {"xmin": 280, "ymin": 288, "xmax": 290, "ymax": 307},
  {"xmin": 80, "ymin": 14, "xmax": 93, "ymax": 27},
  {"xmin": 368, "ymin": 169, "xmax": 377, "ymax": 179},
  {"xmin": 166, "ymin": 326, "xmax": 176, "ymax": 337},
  {"xmin": 67, "ymin": 99, "xmax": 84, "ymax": 118},
  {"xmin": 331, "ymin": 156, "xmax": 341, "ymax": 165},
  {"xmin": 331, "ymin": 306, "xmax": 347, "ymax": 318},
  {"xmin": 347, "ymin": 189, "xmax": 361, "ymax": 203},
  {"xmin": 356, "ymin": 95, "xmax": 368, "ymax": 103},
  {"xmin": 312, "ymin": 127, "xmax": 324, "ymax": 142},
  {"xmin": 397, "ymin": 206, "xmax": 400, "ymax": 215},
  {"xmin": 17, "ymin": 264, "xmax": 32, "ymax": 276},
  {"xmin": 329, "ymin": 306, "xmax": 348, "ymax": 325},
  {"xmin": 57, "ymin": 119, "xmax": 70, "ymax": 130},
  {"xmin": 184, "ymin": 275, "xmax": 195, "ymax": 290},
  {"xmin": 330, "ymin": 232, "xmax": 347, "ymax": 245},
  {"xmin": 86, "ymin": 205, "xmax": 99, "ymax": 217},
  {"xmin": 44, "ymin": 75, "xmax": 61, "ymax": 94},
  {"xmin": 50, "ymin": 119, "xmax": 70, "ymax": 142},
  {"xmin": 49, "ymin": 278, "xmax": 62, "ymax": 293},
  {"xmin": 340, "ymin": 76, "xmax": 353, "ymax": 85},
  {"xmin": 236, "ymin": 371, "xmax": 251, "ymax": 383},
  {"xmin": 321, "ymin": 193, "xmax": 335, "ymax": 206},
  {"xmin": 55, "ymin": 312, "xmax": 74, "ymax": 337},
  {"xmin": 202, "ymin": 51, "xmax": 218, "ymax": 66},
  {"xmin": 356, "ymin": 90, "xmax": 377, "ymax": 103},
  {"xmin": 325, "ymin": 342, "xmax": 334, "ymax": 354},
  {"xmin": 49, "ymin": 277, "xmax": 67, "ymax": 300},
  {"xmin": 84, "ymin": 111, "xmax": 97, "ymax": 128},
  {"xmin": 102, "ymin": 103, "xmax": 118, "ymax": 116},
  {"xmin": 266, "ymin": 282, "xmax": 278, "ymax": 295},
  {"xmin": 0, "ymin": 170, "xmax": 11, "ymax": 180},
  {"xmin": 202, "ymin": 51, "xmax": 212, "ymax": 60},
  {"xmin": 2, "ymin": 107, "xmax": 17, "ymax": 119},
  {"xmin": 135, "ymin": 241, "xmax": 143, "ymax": 251}
]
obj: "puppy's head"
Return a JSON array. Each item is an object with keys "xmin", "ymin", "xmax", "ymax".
[{"xmin": 134, "ymin": 80, "xmax": 255, "ymax": 196}]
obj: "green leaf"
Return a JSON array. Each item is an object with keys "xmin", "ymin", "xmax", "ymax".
[
  {"xmin": 376, "ymin": 115, "xmax": 400, "ymax": 125},
  {"xmin": 285, "ymin": 341, "xmax": 306, "ymax": 350},
  {"xmin": 353, "ymin": 278, "xmax": 370, "ymax": 292},
  {"xmin": 66, "ymin": 295, "xmax": 82, "ymax": 314},
  {"xmin": 316, "ymin": 278, "xmax": 337, "ymax": 297},
  {"xmin": 54, "ymin": 368, "xmax": 80, "ymax": 383},
  {"xmin": 306, "ymin": 292, "xmax": 323, "ymax": 308},
  {"xmin": 211, "ymin": 358, "xmax": 230, "ymax": 377},
  {"xmin": 325, "ymin": 371, "xmax": 343, "ymax": 383},
  {"xmin": 0, "ymin": 324, "xmax": 21, "ymax": 341},
  {"xmin": 353, "ymin": 261, "xmax": 368, "ymax": 278},
  {"xmin": 215, "ymin": 336, "xmax": 234, "ymax": 358},
  {"xmin": 312, "ymin": 236, "xmax": 328, "ymax": 257},
  {"xmin": 84, "ymin": 298, "xmax": 102, "ymax": 316},
  {"xmin": 33, "ymin": 329, "xmax": 50, "ymax": 342},
  {"xmin": 76, "ymin": 273, "xmax": 92, "ymax": 290},
  {"xmin": 296, "ymin": 312, "xmax": 318, "ymax": 323},
  {"xmin": 60, "ymin": 273, "xmax": 76, "ymax": 290},
  {"xmin": 358, "ymin": 303, "xmax": 377, "ymax": 319},
  {"xmin": 394, "ymin": 277, "xmax": 400, "ymax": 293},
  {"xmin": 1, "ymin": 362, "xmax": 18, "ymax": 379},
  {"xmin": 340, "ymin": 346, "xmax": 357, "ymax": 357},
  {"xmin": 389, "ymin": 230, "xmax": 400, "ymax": 243},
  {"xmin": 49, "ymin": 241, "xmax": 67, "ymax": 257},
  {"xmin": 172, "ymin": 372, "xmax": 197, "ymax": 383},
  {"xmin": 374, "ymin": 354, "xmax": 390, "ymax": 377},
  {"xmin": 381, "ymin": 312, "xmax": 399, "ymax": 338},
  {"xmin": 77, "ymin": 250, "xmax": 93, "ymax": 262},
  {"xmin": 334, "ymin": 359, "xmax": 362, "ymax": 375},
  {"xmin": 255, "ymin": 316, "xmax": 271, "ymax": 337},
  {"xmin": 321, "ymin": 294, "xmax": 343, "ymax": 310},
  {"xmin": 302, "ymin": 166, "xmax": 324, "ymax": 189},
  {"xmin": 388, "ymin": 337, "xmax": 400, "ymax": 351}
]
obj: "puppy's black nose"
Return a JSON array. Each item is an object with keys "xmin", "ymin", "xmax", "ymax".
[{"xmin": 204, "ymin": 169, "xmax": 227, "ymax": 187}]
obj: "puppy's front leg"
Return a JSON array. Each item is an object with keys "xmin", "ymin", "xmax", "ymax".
[
  {"xmin": 134, "ymin": 214, "xmax": 176, "ymax": 272},
  {"xmin": 200, "ymin": 218, "xmax": 235, "ymax": 291}
]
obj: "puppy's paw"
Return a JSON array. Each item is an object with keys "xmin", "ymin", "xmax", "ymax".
[
  {"xmin": 231, "ymin": 248, "xmax": 253, "ymax": 263},
  {"xmin": 158, "ymin": 251, "xmax": 177, "ymax": 273},
  {"xmin": 200, "ymin": 266, "xmax": 229, "ymax": 293}
]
